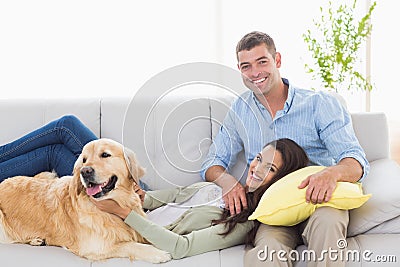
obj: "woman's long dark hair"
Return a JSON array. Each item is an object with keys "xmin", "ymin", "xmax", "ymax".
[{"xmin": 212, "ymin": 138, "xmax": 309, "ymax": 246}]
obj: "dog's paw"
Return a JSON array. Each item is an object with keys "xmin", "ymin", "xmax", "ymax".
[
  {"xmin": 28, "ymin": 238, "xmax": 46, "ymax": 246},
  {"xmin": 137, "ymin": 245, "xmax": 172, "ymax": 263},
  {"xmin": 151, "ymin": 249, "xmax": 172, "ymax": 263}
]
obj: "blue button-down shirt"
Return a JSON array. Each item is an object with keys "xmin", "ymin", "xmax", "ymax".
[{"xmin": 201, "ymin": 78, "xmax": 369, "ymax": 181}]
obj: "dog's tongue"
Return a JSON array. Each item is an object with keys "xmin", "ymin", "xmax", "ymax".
[{"xmin": 86, "ymin": 185, "xmax": 102, "ymax": 196}]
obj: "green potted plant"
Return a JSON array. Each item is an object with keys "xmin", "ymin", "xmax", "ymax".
[{"xmin": 303, "ymin": 0, "xmax": 376, "ymax": 93}]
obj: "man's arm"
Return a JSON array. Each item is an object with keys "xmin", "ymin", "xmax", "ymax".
[
  {"xmin": 205, "ymin": 165, "xmax": 247, "ymax": 215},
  {"xmin": 316, "ymin": 92, "xmax": 370, "ymax": 180},
  {"xmin": 298, "ymin": 157, "xmax": 363, "ymax": 204},
  {"xmin": 298, "ymin": 92, "xmax": 369, "ymax": 204}
]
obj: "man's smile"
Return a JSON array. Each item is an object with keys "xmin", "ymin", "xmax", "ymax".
[{"xmin": 253, "ymin": 77, "xmax": 266, "ymax": 84}]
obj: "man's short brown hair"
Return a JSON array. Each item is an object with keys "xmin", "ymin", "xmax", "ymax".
[{"xmin": 236, "ymin": 31, "xmax": 277, "ymax": 61}]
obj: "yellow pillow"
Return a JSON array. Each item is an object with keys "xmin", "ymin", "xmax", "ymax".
[{"xmin": 248, "ymin": 166, "xmax": 371, "ymax": 226}]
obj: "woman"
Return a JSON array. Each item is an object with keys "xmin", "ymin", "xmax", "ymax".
[
  {"xmin": 0, "ymin": 115, "xmax": 97, "ymax": 182},
  {"xmin": 93, "ymin": 138, "xmax": 309, "ymax": 259}
]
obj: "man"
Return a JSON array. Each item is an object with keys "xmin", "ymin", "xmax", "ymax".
[{"xmin": 200, "ymin": 31, "xmax": 369, "ymax": 266}]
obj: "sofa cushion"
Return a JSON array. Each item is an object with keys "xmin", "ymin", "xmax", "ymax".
[
  {"xmin": 220, "ymin": 245, "xmax": 245, "ymax": 267},
  {"xmin": 0, "ymin": 244, "xmax": 89, "ymax": 267},
  {"xmin": 348, "ymin": 234, "xmax": 400, "ymax": 265},
  {"xmin": 91, "ymin": 249, "xmax": 220, "ymax": 267},
  {"xmin": 348, "ymin": 158, "xmax": 400, "ymax": 236},
  {"xmin": 364, "ymin": 215, "xmax": 400, "ymax": 234},
  {"xmin": 248, "ymin": 166, "xmax": 371, "ymax": 226}
]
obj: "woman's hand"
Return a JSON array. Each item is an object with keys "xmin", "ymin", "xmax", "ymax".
[
  {"xmin": 134, "ymin": 183, "xmax": 146, "ymax": 204},
  {"xmin": 91, "ymin": 182, "xmax": 146, "ymax": 220},
  {"xmin": 90, "ymin": 198, "xmax": 131, "ymax": 220}
]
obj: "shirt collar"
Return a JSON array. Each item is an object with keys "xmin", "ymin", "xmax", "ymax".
[
  {"xmin": 283, "ymin": 78, "xmax": 295, "ymax": 113},
  {"xmin": 250, "ymin": 78, "xmax": 295, "ymax": 113}
]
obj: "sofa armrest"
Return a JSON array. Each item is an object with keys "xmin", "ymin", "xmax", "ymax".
[
  {"xmin": 348, "ymin": 158, "xmax": 400, "ymax": 236},
  {"xmin": 351, "ymin": 112, "xmax": 389, "ymax": 162}
]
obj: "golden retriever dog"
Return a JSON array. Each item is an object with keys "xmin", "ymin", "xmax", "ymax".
[{"xmin": 0, "ymin": 138, "xmax": 171, "ymax": 263}]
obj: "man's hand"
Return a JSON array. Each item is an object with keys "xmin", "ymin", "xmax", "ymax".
[
  {"xmin": 298, "ymin": 158, "xmax": 363, "ymax": 204},
  {"xmin": 298, "ymin": 167, "xmax": 338, "ymax": 204},
  {"xmin": 205, "ymin": 165, "xmax": 247, "ymax": 216},
  {"xmin": 222, "ymin": 182, "xmax": 247, "ymax": 216}
]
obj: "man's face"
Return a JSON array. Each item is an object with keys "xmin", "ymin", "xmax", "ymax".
[{"xmin": 237, "ymin": 44, "xmax": 281, "ymax": 96}]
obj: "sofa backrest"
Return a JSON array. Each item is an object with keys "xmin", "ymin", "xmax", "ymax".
[
  {"xmin": 0, "ymin": 97, "xmax": 389, "ymax": 190},
  {"xmin": 0, "ymin": 98, "xmax": 101, "ymax": 144},
  {"xmin": 101, "ymin": 94, "xmax": 213, "ymax": 190},
  {"xmin": 100, "ymin": 96, "xmax": 390, "ymax": 189},
  {"xmin": 351, "ymin": 112, "xmax": 389, "ymax": 162}
]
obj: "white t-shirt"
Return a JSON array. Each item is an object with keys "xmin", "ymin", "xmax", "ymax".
[{"xmin": 146, "ymin": 183, "xmax": 224, "ymax": 226}]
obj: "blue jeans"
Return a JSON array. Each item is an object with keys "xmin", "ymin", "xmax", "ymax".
[{"xmin": 0, "ymin": 115, "xmax": 98, "ymax": 182}]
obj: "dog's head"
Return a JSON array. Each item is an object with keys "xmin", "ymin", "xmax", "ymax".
[{"xmin": 73, "ymin": 138, "xmax": 145, "ymax": 200}]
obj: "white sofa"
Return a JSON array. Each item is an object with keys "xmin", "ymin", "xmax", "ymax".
[{"xmin": 0, "ymin": 95, "xmax": 399, "ymax": 267}]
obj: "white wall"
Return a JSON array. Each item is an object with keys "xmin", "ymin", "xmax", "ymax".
[
  {"xmin": 0, "ymin": 0, "xmax": 398, "ymax": 116},
  {"xmin": 0, "ymin": 0, "xmax": 218, "ymax": 98}
]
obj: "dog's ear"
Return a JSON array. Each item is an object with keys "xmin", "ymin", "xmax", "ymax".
[
  {"xmin": 123, "ymin": 147, "xmax": 145, "ymax": 184},
  {"xmin": 71, "ymin": 154, "xmax": 85, "ymax": 196}
]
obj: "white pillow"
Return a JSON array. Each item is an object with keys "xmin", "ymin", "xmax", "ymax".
[{"xmin": 348, "ymin": 159, "xmax": 400, "ymax": 236}]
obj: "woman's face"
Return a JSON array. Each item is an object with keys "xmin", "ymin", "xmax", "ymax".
[{"xmin": 246, "ymin": 144, "xmax": 283, "ymax": 192}]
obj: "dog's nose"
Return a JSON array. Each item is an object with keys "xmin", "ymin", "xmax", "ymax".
[{"xmin": 80, "ymin": 166, "xmax": 95, "ymax": 179}]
